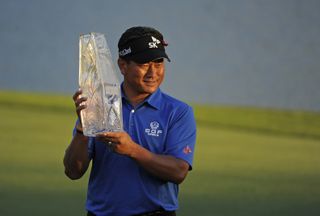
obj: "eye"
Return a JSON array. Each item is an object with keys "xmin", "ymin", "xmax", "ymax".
[
  {"xmin": 152, "ymin": 59, "xmax": 164, "ymax": 68},
  {"xmin": 137, "ymin": 63, "xmax": 150, "ymax": 68},
  {"xmin": 154, "ymin": 63, "xmax": 162, "ymax": 68}
]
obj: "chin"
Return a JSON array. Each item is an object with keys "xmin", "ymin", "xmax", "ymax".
[{"xmin": 141, "ymin": 86, "xmax": 158, "ymax": 94}]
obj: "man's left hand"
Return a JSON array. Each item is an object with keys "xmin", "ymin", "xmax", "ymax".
[{"xmin": 96, "ymin": 132, "xmax": 137, "ymax": 156}]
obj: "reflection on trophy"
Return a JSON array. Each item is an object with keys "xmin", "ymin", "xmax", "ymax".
[{"xmin": 79, "ymin": 32, "xmax": 123, "ymax": 136}]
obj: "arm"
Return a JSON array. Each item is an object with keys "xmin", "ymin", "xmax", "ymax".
[
  {"xmin": 63, "ymin": 131, "xmax": 91, "ymax": 180},
  {"xmin": 130, "ymin": 143, "xmax": 189, "ymax": 184},
  {"xmin": 63, "ymin": 89, "xmax": 91, "ymax": 180},
  {"xmin": 96, "ymin": 132, "xmax": 189, "ymax": 184}
]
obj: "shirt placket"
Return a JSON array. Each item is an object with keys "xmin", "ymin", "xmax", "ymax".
[{"xmin": 128, "ymin": 108, "xmax": 135, "ymax": 137}]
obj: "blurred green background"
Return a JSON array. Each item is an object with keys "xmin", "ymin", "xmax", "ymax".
[{"xmin": 0, "ymin": 91, "xmax": 319, "ymax": 216}]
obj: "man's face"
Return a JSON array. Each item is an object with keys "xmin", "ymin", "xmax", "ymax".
[{"xmin": 119, "ymin": 58, "xmax": 165, "ymax": 95}]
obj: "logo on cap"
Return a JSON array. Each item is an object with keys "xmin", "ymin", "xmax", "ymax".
[
  {"xmin": 119, "ymin": 47, "xmax": 131, "ymax": 56},
  {"xmin": 148, "ymin": 36, "xmax": 161, "ymax": 49}
]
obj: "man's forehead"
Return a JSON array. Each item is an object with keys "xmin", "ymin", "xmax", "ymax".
[{"xmin": 129, "ymin": 58, "xmax": 164, "ymax": 65}]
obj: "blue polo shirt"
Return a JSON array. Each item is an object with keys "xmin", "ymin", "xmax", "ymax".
[{"xmin": 82, "ymin": 88, "xmax": 196, "ymax": 216}]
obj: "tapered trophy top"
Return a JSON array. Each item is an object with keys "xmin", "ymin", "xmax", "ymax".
[{"xmin": 79, "ymin": 32, "xmax": 123, "ymax": 136}]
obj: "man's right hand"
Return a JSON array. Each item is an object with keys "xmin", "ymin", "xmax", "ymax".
[{"xmin": 72, "ymin": 88, "xmax": 87, "ymax": 122}]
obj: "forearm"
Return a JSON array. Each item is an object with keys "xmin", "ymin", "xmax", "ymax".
[
  {"xmin": 130, "ymin": 144, "xmax": 189, "ymax": 184},
  {"xmin": 63, "ymin": 133, "xmax": 91, "ymax": 180}
]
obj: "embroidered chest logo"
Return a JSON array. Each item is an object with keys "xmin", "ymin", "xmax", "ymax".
[{"xmin": 145, "ymin": 121, "xmax": 163, "ymax": 137}]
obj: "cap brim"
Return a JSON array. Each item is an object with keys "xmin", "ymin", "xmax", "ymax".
[{"xmin": 129, "ymin": 49, "xmax": 170, "ymax": 64}]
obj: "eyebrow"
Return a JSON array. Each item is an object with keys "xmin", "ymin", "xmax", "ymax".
[{"xmin": 152, "ymin": 58, "xmax": 164, "ymax": 63}]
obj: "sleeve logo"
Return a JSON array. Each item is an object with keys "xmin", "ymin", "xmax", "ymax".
[{"xmin": 183, "ymin": 145, "xmax": 192, "ymax": 154}]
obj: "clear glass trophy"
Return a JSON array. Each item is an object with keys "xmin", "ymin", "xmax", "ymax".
[{"xmin": 79, "ymin": 32, "xmax": 123, "ymax": 136}]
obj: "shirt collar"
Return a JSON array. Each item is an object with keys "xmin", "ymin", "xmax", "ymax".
[
  {"xmin": 121, "ymin": 83, "xmax": 161, "ymax": 110},
  {"xmin": 144, "ymin": 88, "xmax": 161, "ymax": 110}
]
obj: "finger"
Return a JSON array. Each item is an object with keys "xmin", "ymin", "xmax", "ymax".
[
  {"xmin": 97, "ymin": 134, "xmax": 119, "ymax": 144},
  {"xmin": 97, "ymin": 137, "xmax": 118, "ymax": 146},
  {"xmin": 108, "ymin": 141, "xmax": 118, "ymax": 147},
  {"xmin": 102, "ymin": 132, "xmax": 121, "ymax": 138},
  {"xmin": 111, "ymin": 142, "xmax": 119, "ymax": 151},
  {"xmin": 73, "ymin": 89, "xmax": 82, "ymax": 101},
  {"xmin": 107, "ymin": 142, "xmax": 117, "ymax": 152},
  {"xmin": 96, "ymin": 132, "xmax": 108, "ymax": 137},
  {"xmin": 108, "ymin": 137, "xmax": 120, "ymax": 143},
  {"xmin": 96, "ymin": 133, "xmax": 112, "ymax": 141},
  {"xmin": 76, "ymin": 104, "xmax": 87, "ymax": 113},
  {"xmin": 75, "ymin": 97, "xmax": 88, "ymax": 107},
  {"xmin": 96, "ymin": 136, "xmax": 105, "ymax": 142},
  {"xmin": 97, "ymin": 132, "xmax": 117, "ymax": 138}
]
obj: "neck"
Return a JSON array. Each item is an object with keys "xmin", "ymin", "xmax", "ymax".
[{"xmin": 122, "ymin": 84, "xmax": 151, "ymax": 107}]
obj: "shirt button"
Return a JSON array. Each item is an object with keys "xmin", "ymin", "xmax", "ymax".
[{"xmin": 131, "ymin": 109, "xmax": 135, "ymax": 113}]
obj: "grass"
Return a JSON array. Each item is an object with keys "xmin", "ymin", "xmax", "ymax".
[
  {"xmin": 179, "ymin": 126, "xmax": 320, "ymax": 216},
  {"xmin": 0, "ymin": 90, "xmax": 320, "ymax": 215},
  {"xmin": 193, "ymin": 104, "xmax": 320, "ymax": 139}
]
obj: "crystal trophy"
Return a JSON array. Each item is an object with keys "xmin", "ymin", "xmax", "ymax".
[{"xmin": 79, "ymin": 32, "xmax": 123, "ymax": 136}]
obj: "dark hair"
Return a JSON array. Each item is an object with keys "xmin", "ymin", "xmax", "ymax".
[{"xmin": 118, "ymin": 26, "xmax": 164, "ymax": 49}]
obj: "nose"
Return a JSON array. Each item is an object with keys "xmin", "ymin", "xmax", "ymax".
[{"xmin": 146, "ymin": 63, "xmax": 156, "ymax": 76}]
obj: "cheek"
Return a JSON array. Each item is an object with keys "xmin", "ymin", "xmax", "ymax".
[
  {"xmin": 158, "ymin": 69, "xmax": 165, "ymax": 81},
  {"xmin": 127, "ymin": 70, "xmax": 145, "ymax": 82}
]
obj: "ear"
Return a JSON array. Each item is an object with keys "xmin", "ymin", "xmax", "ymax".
[{"xmin": 118, "ymin": 58, "xmax": 127, "ymax": 75}]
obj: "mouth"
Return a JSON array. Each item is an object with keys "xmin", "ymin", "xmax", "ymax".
[
  {"xmin": 143, "ymin": 80, "xmax": 157, "ymax": 83},
  {"xmin": 143, "ymin": 80, "xmax": 157, "ymax": 85}
]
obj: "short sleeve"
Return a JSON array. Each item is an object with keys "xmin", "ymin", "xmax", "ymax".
[
  {"xmin": 72, "ymin": 119, "xmax": 95, "ymax": 159},
  {"xmin": 164, "ymin": 105, "xmax": 197, "ymax": 170}
]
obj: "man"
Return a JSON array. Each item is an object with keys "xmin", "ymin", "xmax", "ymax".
[{"xmin": 64, "ymin": 26, "xmax": 197, "ymax": 216}]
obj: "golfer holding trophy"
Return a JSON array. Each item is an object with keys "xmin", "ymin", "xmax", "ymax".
[{"xmin": 64, "ymin": 26, "xmax": 197, "ymax": 216}]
